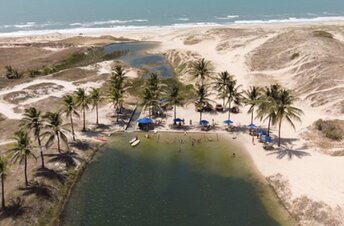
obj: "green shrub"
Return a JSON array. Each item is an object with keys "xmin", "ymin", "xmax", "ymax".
[
  {"xmin": 315, "ymin": 119, "xmax": 343, "ymax": 141},
  {"xmin": 313, "ymin": 30, "xmax": 334, "ymax": 39},
  {"xmin": 291, "ymin": 52, "xmax": 300, "ymax": 60}
]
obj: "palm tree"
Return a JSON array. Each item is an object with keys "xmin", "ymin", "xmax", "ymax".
[
  {"xmin": 111, "ymin": 65, "xmax": 127, "ymax": 85},
  {"xmin": 0, "ymin": 155, "xmax": 9, "ymax": 208},
  {"xmin": 75, "ymin": 88, "xmax": 90, "ymax": 132},
  {"xmin": 20, "ymin": 107, "xmax": 45, "ymax": 169},
  {"xmin": 194, "ymin": 84, "xmax": 212, "ymax": 123},
  {"xmin": 273, "ymin": 89, "xmax": 303, "ymax": 147},
  {"xmin": 256, "ymin": 84, "xmax": 281, "ymax": 136},
  {"xmin": 108, "ymin": 87, "xmax": 123, "ymax": 122},
  {"xmin": 42, "ymin": 112, "xmax": 69, "ymax": 153},
  {"xmin": 142, "ymin": 73, "xmax": 164, "ymax": 116},
  {"xmin": 190, "ymin": 58, "xmax": 211, "ymax": 86},
  {"xmin": 213, "ymin": 71, "xmax": 233, "ymax": 106},
  {"xmin": 243, "ymin": 86, "xmax": 262, "ymax": 125},
  {"xmin": 61, "ymin": 95, "xmax": 79, "ymax": 141},
  {"xmin": 165, "ymin": 85, "xmax": 185, "ymax": 124},
  {"xmin": 225, "ymin": 80, "xmax": 242, "ymax": 121},
  {"xmin": 89, "ymin": 88, "xmax": 101, "ymax": 126},
  {"xmin": 9, "ymin": 130, "xmax": 36, "ymax": 186}
]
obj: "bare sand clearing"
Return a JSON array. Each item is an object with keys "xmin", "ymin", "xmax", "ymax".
[{"xmin": 0, "ymin": 21, "xmax": 344, "ymax": 225}]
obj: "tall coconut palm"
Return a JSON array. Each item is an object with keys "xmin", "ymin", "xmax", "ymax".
[
  {"xmin": 61, "ymin": 95, "xmax": 79, "ymax": 141},
  {"xmin": 213, "ymin": 71, "xmax": 234, "ymax": 106},
  {"xmin": 190, "ymin": 58, "xmax": 211, "ymax": 86},
  {"xmin": 89, "ymin": 88, "xmax": 101, "ymax": 126},
  {"xmin": 75, "ymin": 88, "xmax": 90, "ymax": 132},
  {"xmin": 0, "ymin": 155, "xmax": 9, "ymax": 208},
  {"xmin": 42, "ymin": 112, "xmax": 69, "ymax": 153},
  {"xmin": 243, "ymin": 86, "xmax": 263, "ymax": 125},
  {"xmin": 142, "ymin": 73, "xmax": 164, "ymax": 116},
  {"xmin": 256, "ymin": 84, "xmax": 281, "ymax": 136},
  {"xmin": 108, "ymin": 87, "xmax": 123, "ymax": 122},
  {"xmin": 165, "ymin": 85, "xmax": 185, "ymax": 124},
  {"xmin": 20, "ymin": 107, "xmax": 45, "ymax": 169},
  {"xmin": 111, "ymin": 65, "xmax": 127, "ymax": 85},
  {"xmin": 225, "ymin": 81, "xmax": 242, "ymax": 121},
  {"xmin": 194, "ymin": 84, "xmax": 212, "ymax": 123},
  {"xmin": 273, "ymin": 89, "xmax": 303, "ymax": 147},
  {"xmin": 9, "ymin": 130, "xmax": 36, "ymax": 186},
  {"xmin": 142, "ymin": 88, "xmax": 157, "ymax": 118}
]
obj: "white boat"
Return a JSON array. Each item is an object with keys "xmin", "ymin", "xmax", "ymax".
[
  {"xmin": 129, "ymin": 137, "xmax": 137, "ymax": 144},
  {"xmin": 131, "ymin": 139, "xmax": 140, "ymax": 147}
]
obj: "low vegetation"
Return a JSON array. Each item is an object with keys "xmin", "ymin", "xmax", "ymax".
[
  {"xmin": 4, "ymin": 47, "xmax": 129, "ymax": 79},
  {"xmin": 290, "ymin": 52, "xmax": 300, "ymax": 60},
  {"xmin": 313, "ymin": 30, "xmax": 334, "ymax": 39},
  {"xmin": 315, "ymin": 119, "xmax": 343, "ymax": 141}
]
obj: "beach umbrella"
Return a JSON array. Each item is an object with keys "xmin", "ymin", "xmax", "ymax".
[
  {"xmin": 262, "ymin": 135, "xmax": 272, "ymax": 143},
  {"xmin": 247, "ymin": 123, "xmax": 257, "ymax": 129},
  {"xmin": 223, "ymin": 120, "xmax": 234, "ymax": 125},
  {"xmin": 200, "ymin": 120, "xmax": 209, "ymax": 126},
  {"xmin": 137, "ymin": 117, "xmax": 153, "ymax": 124},
  {"xmin": 257, "ymin": 130, "xmax": 266, "ymax": 136},
  {"xmin": 174, "ymin": 118, "xmax": 183, "ymax": 123}
]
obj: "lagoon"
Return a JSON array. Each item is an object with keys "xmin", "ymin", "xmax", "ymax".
[{"xmin": 61, "ymin": 133, "xmax": 292, "ymax": 226}]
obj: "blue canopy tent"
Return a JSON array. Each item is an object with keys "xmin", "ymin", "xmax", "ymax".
[
  {"xmin": 223, "ymin": 120, "xmax": 234, "ymax": 125},
  {"xmin": 200, "ymin": 120, "xmax": 209, "ymax": 126},
  {"xmin": 137, "ymin": 117, "xmax": 153, "ymax": 124},
  {"xmin": 257, "ymin": 130, "xmax": 266, "ymax": 136},
  {"xmin": 174, "ymin": 118, "xmax": 183, "ymax": 123},
  {"xmin": 247, "ymin": 123, "xmax": 257, "ymax": 129},
  {"xmin": 261, "ymin": 135, "xmax": 272, "ymax": 143}
]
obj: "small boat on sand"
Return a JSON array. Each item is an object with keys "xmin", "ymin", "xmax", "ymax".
[
  {"xmin": 131, "ymin": 139, "xmax": 140, "ymax": 147},
  {"xmin": 129, "ymin": 137, "xmax": 137, "ymax": 144}
]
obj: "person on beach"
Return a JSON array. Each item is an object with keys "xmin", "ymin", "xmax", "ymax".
[
  {"xmin": 189, "ymin": 119, "xmax": 192, "ymax": 125},
  {"xmin": 232, "ymin": 153, "xmax": 236, "ymax": 158}
]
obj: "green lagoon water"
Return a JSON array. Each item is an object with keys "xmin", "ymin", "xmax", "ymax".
[{"xmin": 61, "ymin": 133, "xmax": 293, "ymax": 226}]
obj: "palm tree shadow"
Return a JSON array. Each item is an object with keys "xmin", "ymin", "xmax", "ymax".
[
  {"xmin": 46, "ymin": 151, "xmax": 82, "ymax": 168},
  {"xmin": 35, "ymin": 168, "xmax": 66, "ymax": 184},
  {"xmin": 19, "ymin": 182, "xmax": 55, "ymax": 201},
  {"xmin": 0, "ymin": 198, "xmax": 27, "ymax": 220},
  {"xmin": 267, "ymin": 145, "xmax": 311, "ymax": 160},
  {"xmin": 70, "ymin": 139, "xmax": 93, "ymax": 152}
]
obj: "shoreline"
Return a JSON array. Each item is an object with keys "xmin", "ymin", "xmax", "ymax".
[{"xmin": 1, "ymin": 19, "xmax": 344, "ymax": 39}]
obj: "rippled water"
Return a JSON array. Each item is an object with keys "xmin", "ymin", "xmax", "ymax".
[{"xmin": 61, "ymin": 133, "xmax": 293, "ymax": 226}]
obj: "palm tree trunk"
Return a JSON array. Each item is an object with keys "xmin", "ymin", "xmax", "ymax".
[
  {"xmin": 1, "ymin": 175, "xmax": 5, "ymax": 209},
  {"xmin": 199, "ymin": 110, "xmax": 202, "ymax": 124},
  {"xmin": 96, "ymin": 103, "xmax": 99, "ymax": 125},
  {"xmin": 82, "ymin": 108, "xmax": 86, "ymax": 132},
  {"xmin": 223, "ymin": 97, "xmax": 226, "ymax": 107},
  {"xmin": 70, "ymin": 115, "xmax": 75, "ymax": 141},
  {"xmin": 116, "ymin": 105, "xmax": 119, "ymax": 122},
  {"xmin": 24, "ymin": 155, "xmax": 28, "ymax": 186},
  {"xmin": 228, "ymin": 100, "xmax": 232, "ymax": 121},
  {"xmin": 278, "ymin": 118, "xmax": 282, "ymax": 147},
  {"xmin": 37, "ymin": 136, "xmax": 45, "ymax": 169},
  {"xmin": 173, "ymin": 104, "xmax": 177, "ymax": 125},
  {"xmin": 267, "ymin": 116, "xmax": 271, "ymax": 137},
  {"xmin": 57, "ymin": 132, "xmax": 61, "ymax": 153},
  {"xmin": 251, "ymin": 110, "xmax": 254, "ymax": 125}
]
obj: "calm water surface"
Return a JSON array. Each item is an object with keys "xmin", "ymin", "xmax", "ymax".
[{"xmin": 61, "ymin": 133, "xmax": 293, "ymax": 226}]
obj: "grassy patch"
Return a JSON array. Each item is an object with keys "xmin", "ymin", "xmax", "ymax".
[
  {"xmin": 290, "ymin": 52, "xmax": 300, "ymax": 60},
  {"xmin": 313, "ymin": 31, "xmax": 334, "ymax": 39},
  {"xmin": 315, "ymin": 119, "xmax": 343, "ymax": 141},
  {"xmin": 23, "ymin": 48, "xmax": 128, "ymax": 78}
]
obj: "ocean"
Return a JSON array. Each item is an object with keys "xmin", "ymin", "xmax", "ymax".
[{"xmin": 0, "ymin": 0, "xmax": 344, "ymax": 35}]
